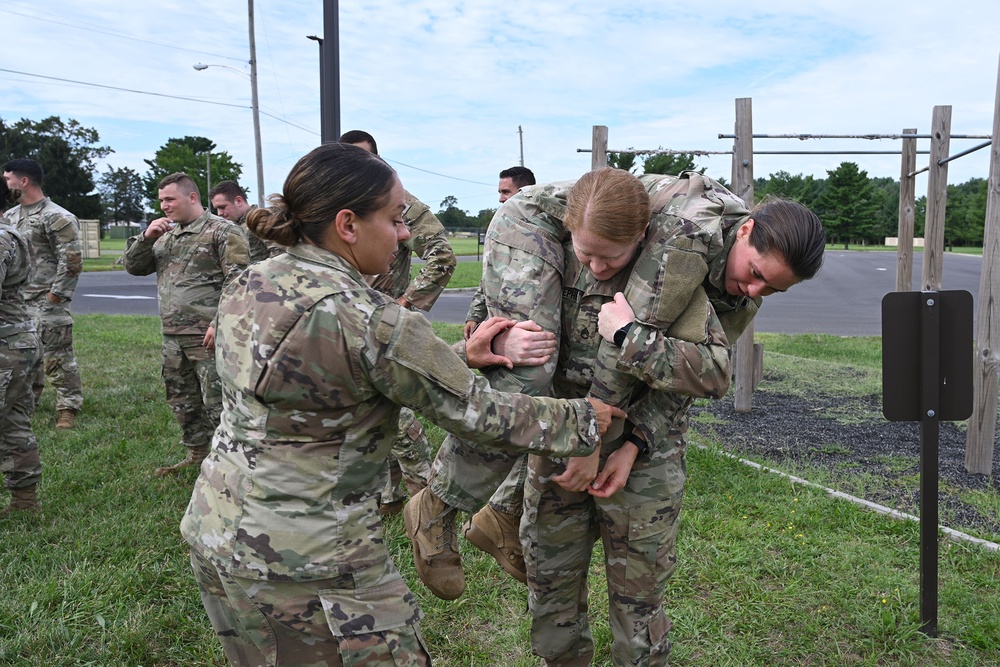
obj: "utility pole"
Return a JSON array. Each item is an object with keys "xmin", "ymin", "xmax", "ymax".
[
  {"xmin": 518, "ymin": 125, "xmax": 524, "ymax": 166},
  {"xmin": 248, "ymin": 0, "xmax": 265, "ymax": 206},
  {"xmin": 321, "ymin": 0, "xmax": 341, "ymax": 142}
]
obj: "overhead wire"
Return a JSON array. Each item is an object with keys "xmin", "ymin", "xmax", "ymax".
[{"xmin": 0, "ymin": 7, "xmax": 248, "ymax": 64}]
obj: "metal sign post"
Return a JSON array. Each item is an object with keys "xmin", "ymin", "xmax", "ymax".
[{"xmin": 882, "ymin": 290, "xmax": 973, "ymax": 637}]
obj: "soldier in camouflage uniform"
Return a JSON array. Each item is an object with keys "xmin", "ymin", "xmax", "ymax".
[
  {"xmin": 124, "ymin": 173, "xmax": 249, "ymax": 477},
  {"xmin": 341, "ymin": 130, "xmax": 457, "ymax": 515},
  {"xmin": 0, "ymin": 179, "xmax": 43, "ymax": 516},
  {"xmin": 413, "ymin": 169, "xmax": 825, "ymax": 664},
  {"xmin": 2, "ymin": 159, "xmax": 83, "ymax": 430},
  {"xmin": 208, "ymin": 180, "xmax": 284, "ymax": 263},
  {"xmin": 179, "ymin": 143, "xmax": 622, "ymax": 666}
]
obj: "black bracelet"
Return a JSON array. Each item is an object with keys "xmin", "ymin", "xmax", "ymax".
[
  {"xmin": 624, "ymin": 432, "xmax": 649, "ymax": 459},
  {"xmin": 613, "ymin": 321, "xmax": 633, "ymax": 347}
]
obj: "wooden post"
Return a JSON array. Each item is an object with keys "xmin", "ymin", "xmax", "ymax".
[
  {"xmin": 591, "ymin": 125, "xmax": 608, "ymax": 170},
  {"xmin": 965, "ymin": 56, "xmax": 1000, "ymax": 475},
  {"xmin": 921, "ymin": 106, "xmax": 951, "ymax": 291},
  {"xmin": 896, "ymin": 128, "xmax": 917, "ymax": 293},
  {"xmin": 732, "ymin": 98, "xmax": 756, "ymax": 412}
]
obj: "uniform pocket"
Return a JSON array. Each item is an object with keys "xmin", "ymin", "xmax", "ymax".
[
  {"xmin": 320, "ymin": 577, "xmax": 429, "ymax": 666},
  {"xmin": 624, "ymin": 495, "xmax": 682, "ymax": 594}
]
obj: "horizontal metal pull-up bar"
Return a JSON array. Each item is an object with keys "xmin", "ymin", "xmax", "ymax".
[
  {"xmin": 577, "ymin": 148, "xmax": 930, "ymax": 156},
  {"xmin": 718, "ymin": 133, "xmax": 991, "ymax": 140},
  {"xmin": 576, "ymin": 148, "xmax": 729, "ymax": 156},
  {"xmin": 907, "ymin": 139, "xmax": 993, "ymax": 178}
]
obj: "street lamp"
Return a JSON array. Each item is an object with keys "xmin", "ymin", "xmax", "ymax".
[{"xmin": 191, "ymin": 2, "xmax": 265, "ymax": 207}]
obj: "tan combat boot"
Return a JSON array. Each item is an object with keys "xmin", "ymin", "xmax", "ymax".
[
  {"xmin": 464, "ymin": 504, "xmax": 526, "ymax": 583},
  {"xmin": 155, "ymin": 445, "xmax": 209, "ymax": 477},
  {"xmin": 403, "ymin": 488, "xmax": 465, "ymax": 599},
  {"xmin": 56, "ymin": 409, "xmax": 77, "ymax": 430},
  {"xmin": 1, "ymin": 485, "xmax": 40, "ymax": 517}
]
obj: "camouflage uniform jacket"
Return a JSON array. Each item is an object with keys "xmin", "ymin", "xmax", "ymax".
[
  {"xmin": 237, "ymin": 206, "xmax": 284, "ymax": 264},
  {"xmin": 0, "ymin": 222, "xmax": 35, "ymax": 333},
  {"xmin": 180, "ymin": 242, "xmax": 601, "ymax": 582},
  {"xmin": 366, "ymin": 191, "xmax": 456, "ymax": 310},
  {"xmin": 3, "ymin": 197, "xmax": 81, "ymax": 302},
  {"xmin": 471, "ymin": 172, "xmax": 762, "ymax": 442},
  {"xmin": 123, "ymin": 211, "xmax": 249, "ymax": 335}
]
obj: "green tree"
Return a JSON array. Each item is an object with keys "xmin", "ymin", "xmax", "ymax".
[
  {"xmin": 944, "ymin": 178, "xmax": 987, "ymax": 247},
  {"xmin": 98, "ymin": 166, "xmax": 146, "ymax": 231},
  {"xmin": 143, "ymin": 137, "xmax": 242, "ymax": 211},
  {"xmin": 642, "ymin": 151, "xmax": 701, "ymax": 176},
  {"xmin": 869, "ymin": 177, "xmax": 900, "ymax": 243},
  {"xmin": 435, "ymin": 196, "xmax": 472, "ymax": 230},
  {"xmin": 814, "ymin": 162, "xmax": 881, "ymax": 247},
  {"xmin": 607, "ymin": 151, "xmax": 638, "ymax": 173},
  {"xmin": 754, "ymin": 171, "xmax": 823, "ymax": 209},
  {"xmin": 0, "ymin": 115, "xmax": 111, "ymax": 219}
]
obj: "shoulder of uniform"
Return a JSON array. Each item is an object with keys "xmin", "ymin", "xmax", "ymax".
[{"xmin": 40, "ymin": 199, "xmax": 76, "ymax": 218}]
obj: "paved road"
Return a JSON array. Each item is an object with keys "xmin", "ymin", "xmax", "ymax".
[{"xmin": 74, "ymin": 251, "xmax": 985, "ymax": 336}]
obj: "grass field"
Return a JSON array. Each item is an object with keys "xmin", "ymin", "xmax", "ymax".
[{"xmin": 0, "ymin": 317, "xmax": 997, "ymax": 666}]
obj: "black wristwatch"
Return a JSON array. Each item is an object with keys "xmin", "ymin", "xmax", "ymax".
[
  {"xmin": 624, "ymin": 432, "xmax": 649, "ymax": 459},
  {"xmin": 613, "ymin": 321, "xmax": 633, "ymax": 348}
]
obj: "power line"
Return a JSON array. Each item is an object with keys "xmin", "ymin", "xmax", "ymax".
[
  {"xmin": 387, "ymin": 159, "xmax": 494, "ymax": 187},
  {"xmin": 0, "ymin": 67, "xmax": 317, "ymax": 135},
  {"xmin": 0, "ymin": 7, "xmax": 246, "ymax": 64},
  {"xmin": 1, "ymin": 69, "xmax": 490, "ymax": 188}
]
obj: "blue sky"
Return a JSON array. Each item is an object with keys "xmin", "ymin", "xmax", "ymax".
[{"xmin": 2, "ymin": 1, "xmax": 998, "ymax": 214}]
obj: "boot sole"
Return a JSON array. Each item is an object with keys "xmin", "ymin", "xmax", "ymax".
[{"xmin": 463, "ymin": 520, "xmax": 527, "ymax": 584}]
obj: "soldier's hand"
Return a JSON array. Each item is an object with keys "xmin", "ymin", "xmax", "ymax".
[
  {"xmin": 144, "ymin": 217, "xmax": 175, "ymax": 240},
  {"xmin": 584, "ymin": 397, "xmax": 627, "ymax": 435},
  {"xmin": 552, "ymin": 449, "xmax": 600, "ymax": 493},
  {"xmin": 203, "ymin": 326, "xmax": 216, "ymax": 350},
  {"xmin": 598, "ymin": 293, "xmax": 635, "ymax": 342},
  {"xmin": 491, "ymin": 320, "xmax": 556, "ymax": 367},
  {"xmin": 588, "ymin": 444, "xmax": 637, "ymax": 498},
  {"xmin": 46, "ymin": 291, "xmax": 63, "ymax": 304},
  {"xmin": 462, "ymin": 320, "xmax": 479, "ymax": 340},
  {"xmin": 464, "ymin": 316, "xmax": 515, "ymax": 369}
]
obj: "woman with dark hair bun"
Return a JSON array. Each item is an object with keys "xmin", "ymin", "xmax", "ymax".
[{"xmin": 179, "ymin": 142, "xmax": 623, "ymax": 666}]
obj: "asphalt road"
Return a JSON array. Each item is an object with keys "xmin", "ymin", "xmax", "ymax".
[{"xmin": 73, "ymin": 251, "xmax": 985, "ymax": 337}]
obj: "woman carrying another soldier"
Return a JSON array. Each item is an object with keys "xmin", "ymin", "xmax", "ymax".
[
  {"xmin": 409, "ymin": 167, "xmax": 825, "ymax": 665},
  {"xmin": 179, "ymin": 143, "xmax": 623, "ymax": 666}
]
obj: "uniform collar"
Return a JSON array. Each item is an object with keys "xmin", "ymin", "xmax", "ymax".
[
  {"xmin": 173, "ymin": 210, "xmax": 212, "ymax": 234},
  {"xmin": 286, "ymin": 242, "xmax": 365, "ymax": 281}
]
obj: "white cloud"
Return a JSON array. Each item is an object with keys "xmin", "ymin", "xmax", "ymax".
[{"xmin": 1, "ymin": 0, "xmax": 998, "ymax": 213}]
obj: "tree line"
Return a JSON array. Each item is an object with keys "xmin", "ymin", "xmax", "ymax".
[
  {"xmin": 0, "ymin": 116, "xmax": 242, "ymax": 233},
  {"xmin": 0, "ymin": 116, "xmax": 991, "ymax": 247}
]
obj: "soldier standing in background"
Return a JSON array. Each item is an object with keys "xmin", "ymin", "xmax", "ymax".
[
  {"xmin": 340, "ymin": 130, "xmax": 457, "ymax": 515},
  {"xmin": 208, "ymin": 180, "xmax": 282, "ymax": 263},
  {"xmin": 124, "ymin": 173, "xmax": 249, "ymax": 477},
  {"xmin": 2, "ymin": 158, "xmax": 83, "ymax": 430},
  {"xmin": 497, "ymin": 165, "xmax": 536, "ymax": 203},
  {"xmin": 0, "ymin": 178, "xmax": 43, "ymax": 515}
]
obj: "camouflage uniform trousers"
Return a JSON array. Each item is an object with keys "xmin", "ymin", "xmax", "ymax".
[
  {"xmin": 427, "ymin": 231, "xmax": 563, "ymax": 515},
  {"xmin": 190, "ymin": 549, "xmax": 431, "ymax": 666},
  {"xmin": 28, "ymin": 299, "xmax": 83, "ymax": 412},
  {"xmin": 382, "ymin": 407, "xmax": 432, "ymax": 505},
  {"xmin": 161, "ymin": 334, "xmax": 222, "ymax": 450},
  {"xmin": 0, "ymin": 330, "xmax": 42, "ymax": 489},
  {"xmin": 522, "ymin": 419, "xmax": 688, "ymax": 667}
]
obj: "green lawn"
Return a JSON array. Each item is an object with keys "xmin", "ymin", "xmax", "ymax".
[{"xmin": 1, "ymin": 317, "xmax": 997, "ymax": 666}]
